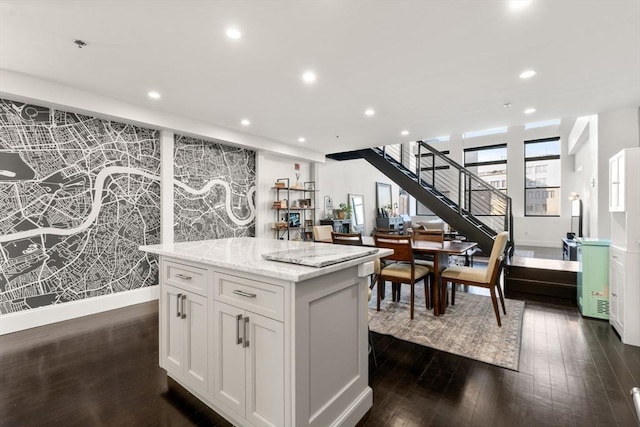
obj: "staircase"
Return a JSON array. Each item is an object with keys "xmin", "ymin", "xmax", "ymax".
[{"xmin": 327, "ymin": 142, "xmax": 513, "ymax": 254}]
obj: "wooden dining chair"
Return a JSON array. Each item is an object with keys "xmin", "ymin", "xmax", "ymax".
[
  {"xmin": 331, "ymin": 232, "xmax": 363, "ymax": 246},
  {"xmin": 373, "ymin": 234, "xmax": 433, "ymax": 319},
  {"xmin": 312, "ymin": 225, "xmax": 333, "ymax": 242},
  {"xmin": 411, "ymin": 228, "xmax": 444, "ymax": 245},
  {"xmin": 440, "ymin": 231, "xmax": 509, "ymax": 326},
  {"xmin": 409, "ymin": 229, "xmax": 442, "ymax": 308},
  {"xmin": 373, "ymin": 227, "xmax": 400, "ymax": 235}
]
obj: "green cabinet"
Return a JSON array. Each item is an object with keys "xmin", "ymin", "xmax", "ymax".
[{"xmin": 577, "ymin": 238, "xmax": 611, "ymax": 319}]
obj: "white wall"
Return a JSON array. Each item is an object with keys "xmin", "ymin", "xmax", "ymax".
[{"xmin": 316, "ymin": 159, "xmax": 400, "ymax": 236}]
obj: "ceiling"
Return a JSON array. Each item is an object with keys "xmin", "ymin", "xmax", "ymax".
[{"xmin": 1, "ymin": 1, "xmax": 639, "ymax": 156}]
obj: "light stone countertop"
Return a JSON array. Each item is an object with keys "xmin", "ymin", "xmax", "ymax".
[{"xmin": 140, "ymin": 237, "xmax": 392, "ymax": 282}]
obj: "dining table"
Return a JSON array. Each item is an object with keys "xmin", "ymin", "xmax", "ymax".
[{"xmin": 361, "ymin": 236, "xmax": 478, "ymax": 316}]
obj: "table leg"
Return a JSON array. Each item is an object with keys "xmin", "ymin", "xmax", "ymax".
[{"xmin": 434, "ymin": 252, "xmax": 449, "ymax": 316}]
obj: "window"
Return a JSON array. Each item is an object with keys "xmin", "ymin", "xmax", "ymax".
[
  {"xmin": 525, "ymin": 137, "xmax": 561, "ymax": 216},
  {"xmin": 464, "ymin": 144, "xmax": 507, "ymax": 215}
]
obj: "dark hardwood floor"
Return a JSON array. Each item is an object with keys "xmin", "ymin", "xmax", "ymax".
[{"xmin": 1, "ymin": 295, "xmax": 638, "ymax": 426}]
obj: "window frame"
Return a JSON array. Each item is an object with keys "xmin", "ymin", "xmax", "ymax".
[{"xmin": 524, "ymin": 137, "xmax": 561, "ymax": 217}]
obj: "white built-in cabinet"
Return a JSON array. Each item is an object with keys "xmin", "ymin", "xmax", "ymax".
[
  {"xmin": 212, "ymin": 272, "xmax": 285, "ymax": 427},
  {"xmin": 160, "ymin": 261, "xmax": 210, "ymax": 397},
  {"xmin": 158, "ymin": 254, "xmax": 372, "ymax": 427},
  {"xmin": 608, "ymin": 147, "xmax": 640, "ymax": 347}
]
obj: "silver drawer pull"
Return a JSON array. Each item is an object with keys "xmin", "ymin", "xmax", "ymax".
[
  {"xmin": 233, "ymin": 289, "xmax": 257, "ymax": 299},
  {"xmin": 175, "ymin": 273, "xmax": 192, "ymax": 280}
]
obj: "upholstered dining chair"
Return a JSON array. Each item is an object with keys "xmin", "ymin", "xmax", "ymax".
[
  {"xmin": 411, "ymin": 228, "xmax": 444, "ymax": 245},
  {"xmin": 331, "ymin": 232, "xmax": 363, "ymax": 245},
  {"xmin": 373, "ymin": 233, "xmax": 433, "ymax": 319},
  {"xmin": 312, "ymin": 225, "xmax": 333, "ymax": 242},
  {"xmin": 409, "ymin": 229, "xmax": 441, "ymax": 308},
  {"xmin": 440, "ymin": 231, "xmax": 509, "ymax": 326}
]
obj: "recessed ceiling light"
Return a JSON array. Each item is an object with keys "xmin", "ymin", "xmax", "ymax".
[
  {"xmin": 503, "ymin": 102, "xmax": 512, "ymax": 108},
  {"xmin": 298, "ymin": 137, "xmax": 306, "ymax": 143},
  {"xmin": 524, "ymin": 108, "xmax": 536, "ymax": 114},
  {"xmin": 519, "ymin": 70, "xmax": 536, "ymax": 79},
  {"xmin": 509, "ymin": 0, "xmax": 532, "ymax": 11},
  {"xmin": 226, "ymin": 28, "xmax": 242, "ymax": 39},
  {"xmin": 147, "ymin": 91, "xmax": 161, "ymax": 99},
  {"xmin": 401, "ymin": 130, "xmax": 409, "ymax": 136},
  {"xmin": 241, "ymin": 119, "xmax": 250, "ymax": 126},
  {"xmin": 301, "ymin": 71, "xmax": 317, "ymax": 84},
  {"xmin": 364, "ymin": 108, "xmax": 375, "ymax": 117}
]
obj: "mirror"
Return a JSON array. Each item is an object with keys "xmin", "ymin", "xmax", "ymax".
[
  {"xmin": 376, "ymin": 182, "xmax": 392, "ymax": 216},
  {"xmin": 348, "ymin": 193, "xmax": 365, "ymax": 233}
]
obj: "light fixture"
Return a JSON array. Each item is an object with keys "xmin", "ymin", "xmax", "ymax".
[
  {"xmin": 509, "ymin": 0, "xmax": 532, "ymax": 11},
  {"xmin": 401, "ymin": 130, "xmax": 409, "ymax": 136},
  {"xmin": 364, "ymin": 108, "xmax": 375, "ymax": 117},
  {"xmin": 503, "ymin": 102, "xmax": 512, "ymax": 108},
  {"xmin": 147, "ymin": 91, "xmax": 161, "ymax": 99},
  {"xmin": 241, "ymin": 119, "xmax": 250, "ymax": 126},
  {"xmin": 298, "ymin": 137, "xmax": 306, "ymax": 143},
  {"xmin": 301, "ymin": 71, "xmax": 317, "ymax": 84},
  {"xmin": 73, "ymin": 39, "xmax": 87, "ymax": 48},
  {"xmin": 524, "ymin": 108, "xmax": 536, "ymax": 114},
  {"xmin": 519, "ymin": 70, "xmax": 536, "ymax": 79},
  {"xmin": 226, "ymin": 28, "xmax": 242, "ymax": 39}
]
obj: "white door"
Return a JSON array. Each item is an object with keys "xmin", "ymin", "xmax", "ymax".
[
  {"xmin": 245, "ymin": 313, "xmax": 285, "ymax": 427},
  {"xmin": 183, "ymin": 292, "xmax": 209, "ymax": 396},
  {"xmin": 213, "ymin": 301, "xmax": 246, "ymax": 417},
  {"xmin": 161, "ymin": 284, "xmax": 184, "ymax": 377}
]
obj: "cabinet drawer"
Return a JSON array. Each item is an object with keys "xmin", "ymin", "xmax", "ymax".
[
  {"xmin": 163, "ymin": 259, "xmax": 209, "ymax": 297},
  {"xmin": 214, "ymin": 272, "xmax": 284, "ymax": 321},
  {"xmin": 610, "ymin": 247, "xmax": 625, "ymax": 265}
]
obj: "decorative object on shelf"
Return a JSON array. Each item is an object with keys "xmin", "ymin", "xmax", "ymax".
[
  {"xmin": 275, "ymin": 181, "xmax": 286, "ymax": 189},
  {"xmin": 338, "ymin": 203, "xmax": 352, "ymax": 219},
  {"xmin": 287, "ymin": 212, "xmax": 301, "ymax": 228},
  {"xmin": 292, "ymin": 173, "xmax": 303, "ymax": 189},
  {"xmin": 304, "ymin": 182, "xmax": 315, "ymax": 191}
]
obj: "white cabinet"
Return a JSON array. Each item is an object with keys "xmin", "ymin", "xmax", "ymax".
[
  {"xmin": 609, "ymin": 150, "xmax": 625, "ymax": 212},
  {"xmin": 213, "ymin": 301, "xmax": 284, "ymax": 427},
  {"xmin": 160, "ymin": 284, "xmax": 209, "ymax": 396},
  {"xmin": 608, "ymin": 147, "xmax": 640, "ymax": 347},
  {"xmin": 608, "ymin": 247, "xmax": 624, "ymax": 333}
]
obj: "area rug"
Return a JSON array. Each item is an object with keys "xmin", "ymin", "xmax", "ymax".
[{"xmin": 368, "ymin": 285, "xmax": 525, "ymax": 371}]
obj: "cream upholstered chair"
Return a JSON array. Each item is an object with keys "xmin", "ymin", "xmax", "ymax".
[
  {"xmin": 441, "ymin": 231, "xmax": 509, "ymax": 326},
  {"xmin": 374, "ymin": 234, "xmax": 433, "ymax": 319},
  {"xmin": 312, "ymin": 225, "xmax": 333, "ymax": 242}
]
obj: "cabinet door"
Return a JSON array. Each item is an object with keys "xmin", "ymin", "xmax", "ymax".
[
  {"xmin": 213, "ymin": 301, "xmax": 246, "ymax": 417},
  {"xmin": 609, "ymin": 251, "xmax": 625, "ymax": 333},
  {"xmin": 245, "ymin": 314, "xmax": 285, "ymax": 427},
  {"xmin": 161, "ymin": 284, "xmax": 184, "ymax": 377},
  {"xmin": 183, "ymin": 292, "xmax": 209, "ymax": 396}
]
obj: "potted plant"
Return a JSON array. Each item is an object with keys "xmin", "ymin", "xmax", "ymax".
[{"xmin": 338, "ymin": 203, "xmax": 352, "ymax": 219}]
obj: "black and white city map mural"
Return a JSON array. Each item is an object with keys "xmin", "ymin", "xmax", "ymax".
[
  {"xmin": 0, "ymin": 98, "xmax": 259, "ymax": 314},
  {"xmin": 173, "ymin": 135, "xmax": 256, "ymax": 242},
  {"xmin": 0, "ymin": 98, "xmax": 161, "ymax": 314}
]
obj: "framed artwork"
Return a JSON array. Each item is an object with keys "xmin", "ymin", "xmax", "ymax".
[{"xmin": 287, "ymin": 212, "xmax": 301, "ymax": 228}]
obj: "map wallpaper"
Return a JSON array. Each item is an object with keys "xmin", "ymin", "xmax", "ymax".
[
  {"xmin": 173, "ymin": 135, "xmax": 256, "ymax": 242},
  {"xmin": 0, "ymin": 98, "xmax": 255, "ymax": 314}
]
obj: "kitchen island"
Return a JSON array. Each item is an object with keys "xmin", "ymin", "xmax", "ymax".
[{"xmin": 140, "ymin": 237, "xmax": 391, "ymax": 427}]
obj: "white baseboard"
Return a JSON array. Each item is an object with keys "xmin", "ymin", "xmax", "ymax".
[{"xmin": 0, "ymin": 286, "xmax": 159, "ymax": 335}]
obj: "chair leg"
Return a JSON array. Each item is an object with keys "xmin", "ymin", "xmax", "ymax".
[
  {"xmin": 424, "ymin": 277, "xmax": 431, "ymax": 310},
  {"xmin": 410, "ymin": 283, "xmax": 415, "ymax": 320},
  {"xmin": 376, "ymin": 277, "xmax": 382, "ymax": 311},
  {"xmin": 496, "ymin": 282, "xmax": 506, "ymax": 315},
  {"xmin": 451, "ymin": 280, "xmax": 456, "ymax": 306},
  {"xmin": 489, "ymin": 287, "xmax": 502, "ymax": 327}
]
